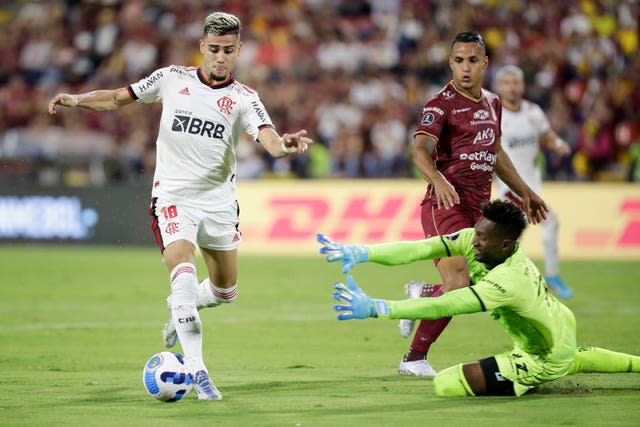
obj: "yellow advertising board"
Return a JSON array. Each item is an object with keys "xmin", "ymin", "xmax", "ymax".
[{"xmin": 236, "ymin": 180, "xmax": 640, "ymax": 259}]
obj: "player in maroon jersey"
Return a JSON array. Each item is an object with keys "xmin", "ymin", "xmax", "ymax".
[{"xmin": 398, "ymin": 32, "xmax": 548, "ymax": 376}]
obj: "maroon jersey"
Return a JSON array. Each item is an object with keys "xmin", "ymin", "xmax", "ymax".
[{"xmin": 414, "ymin": 82, "xmax": 502, "ymax": 210}]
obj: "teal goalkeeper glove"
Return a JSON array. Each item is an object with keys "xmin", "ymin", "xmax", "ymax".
[
  {"xmin": 332, "ymin": 275, "xmax": 389, "ymax": 320},
  {"xmin": 317, "ymin": 233, "xmax": 369, "ymax": 273}
]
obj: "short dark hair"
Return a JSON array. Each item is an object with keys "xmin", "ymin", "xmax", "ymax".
[
  {"xmin": 481, "ymin": 200, "xmax": 527, "ymax": 241},
  {"xmin": 452, "ymin": 31, "xmax": 486, "ymax": 54}
]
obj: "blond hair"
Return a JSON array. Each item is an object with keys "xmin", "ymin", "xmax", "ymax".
[{"xmin": 203, "ymin": 12, "xmax": 241, "ymax": 37}]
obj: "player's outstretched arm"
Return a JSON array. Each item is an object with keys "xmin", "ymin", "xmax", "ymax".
[
  {"xmin": 48, "ymin": 87, "xmax": 135, "ymax": 114},
  {"xmin": 332, "ymin": 276, "xmax": 483, "ymax": 321},
  {"xmin": 317, "ymin": 233, "xmax": 369, "ymax": 273},
  {"xmin": 318, "ymin": 232, "xmax": 458, "ymax": 271},
  {"xmin": 332, "ymin": 275, "xmax": 389, "ymax": 320},
  {"xmin": 257, "ymin": 127, "xmax": 313, "ymax": 158}
]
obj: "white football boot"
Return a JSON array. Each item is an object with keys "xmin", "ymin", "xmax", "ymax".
[
  {"xmin": 193, "ymin": 370, "xmax": 223, "ymax": 400},
  {"xmin": 398, "ymin": 280, "xmax": 430, "ymax": 338},
  {"xmin": 397, "ymin": 359, "xmax": 437, "ymax": 377},
  {"xmin": 162, "ymin": 296, "xmax": 178, "ymax": 348}
]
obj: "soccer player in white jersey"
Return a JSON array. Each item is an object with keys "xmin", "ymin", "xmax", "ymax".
[
  {"xmin": 48, "ymin": 12, "xmax": 313, "ymax": 401},
  {"xmin": 493, "ymin": 65, "xmax": 574, "ymax": 299}
]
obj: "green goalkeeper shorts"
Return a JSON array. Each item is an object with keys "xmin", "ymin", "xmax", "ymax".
[
  {"xmin": 495, "ymin": 312, "xmax": 577, "ymax": 396},
  {"xmin": 494, "ymin": 349, "xmax": 572, "ymax": 396}
]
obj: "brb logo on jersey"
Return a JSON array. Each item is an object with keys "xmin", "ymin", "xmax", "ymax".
[
  {"xmin": 172, "ymin": 115, "xmax": 225, "ymax": 138},
  {"xmin": 217, "ymin": 96, "xmax": 236, "ymax": 115}
]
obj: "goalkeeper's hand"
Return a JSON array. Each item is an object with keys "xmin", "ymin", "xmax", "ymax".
[
  {"xmin": 332, "ymin": 275, "xmax": 389, "ymax": 320},
  {"xmin": 317, "ymin": 233, "xmax": 369, "ymax": 273}
]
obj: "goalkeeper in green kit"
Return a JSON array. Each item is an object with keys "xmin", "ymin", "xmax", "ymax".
[{"xmin": 317, "ymin": 200, "xmax": 640, "ymax": 397}]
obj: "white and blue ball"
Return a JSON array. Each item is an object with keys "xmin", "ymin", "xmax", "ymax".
[{"xmin": 143, "ymin": 351, "xmax": 193, "ymax": 402}]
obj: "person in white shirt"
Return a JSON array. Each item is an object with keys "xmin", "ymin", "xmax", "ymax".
[
  {"xmin": 493, "ymin": 65, "xmax": 573, "ymax": 298},
  {"xmin": 48, "ymin": 11, "xmax": 312, "ymax": 401}
]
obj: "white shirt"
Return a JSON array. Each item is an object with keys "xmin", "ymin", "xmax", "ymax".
[
  {"xmin": 495, "ymin": 99, "xmax": 550, "ymax": 197},
  {"xmin": 129, "ymin": 65, "xmax": 274, "ymax": 207}
]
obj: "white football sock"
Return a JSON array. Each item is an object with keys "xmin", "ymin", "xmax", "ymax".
[
  {"xmin": 542, "ymin": 212, "xmax": 560, "ymax": 276},
  {"xmin": 196, "ymin": 279, "xmax": 237, "ymax": 309},
  {"xmin": 168, "ymin": 262, "xmax": 203, "ymax": 364},
  {"xmin": 196, "ymin": 278, "xmax": 218, "ymax": 309}
]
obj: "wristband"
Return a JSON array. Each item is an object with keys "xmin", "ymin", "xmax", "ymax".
[
  {"xmin": 372, "ymin": 299, "xmax": 390, "ymax": 318},
  {"xmin": 281, "ymin": 140, "xmax": 290, "ymax": 156}
]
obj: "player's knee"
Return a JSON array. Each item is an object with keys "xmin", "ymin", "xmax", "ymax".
[
  {"xmin": 433, "ymin": 365, "xmax": 475, "ymax": 397},
  {"xmin": 441, "ymin": 277, "xmax": 469, "ymax": 292},
  {"xmin": 438, "ymin": 260, "xmax": 470, "ymax": 291}
]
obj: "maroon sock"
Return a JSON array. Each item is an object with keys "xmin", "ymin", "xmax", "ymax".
[
  {"xmin": 420, "ymin": 284, "xmax": 443, "ymax": 298},
  {"xmin": 404, "ymin": 317, "xmax": 452, "ymax": 361},
  {"xmin": 403, "ymin": 284, "xmax": 450, "ymax": 362}
]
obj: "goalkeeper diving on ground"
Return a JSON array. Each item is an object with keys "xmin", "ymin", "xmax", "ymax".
[{"xmin": 317, "ymin": 200, "xmax": 640, "ymax": 397}]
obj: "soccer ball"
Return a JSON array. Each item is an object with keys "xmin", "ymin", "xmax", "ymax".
[{"xmin": 142, "ymin": 351, "xmax": 193, "ymax": 402}]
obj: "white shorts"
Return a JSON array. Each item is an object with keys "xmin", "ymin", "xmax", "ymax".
[{"xmin": 149, "ymin": 197, "xmax": 242, "ymax": 252}]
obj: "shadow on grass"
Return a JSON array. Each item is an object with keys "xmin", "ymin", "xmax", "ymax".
[{"xmin": 533, "ymin": 375, "xmax": 640, "ymax": 395}]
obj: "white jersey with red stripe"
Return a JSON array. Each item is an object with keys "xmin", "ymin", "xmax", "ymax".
[
  {"xmin": 128, "ymin": 65, "xmax": 274, "ymax": 207},
  {"xmin": 495, "ymin": 99, "xmax": 550, "ymax": 199}
]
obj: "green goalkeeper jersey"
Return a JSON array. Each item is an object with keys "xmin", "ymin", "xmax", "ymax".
[{"xmin": 367, "ymin": 229, "xmax": 576, "ymax": 358}]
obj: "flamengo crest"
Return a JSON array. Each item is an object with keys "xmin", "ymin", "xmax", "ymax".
[{"xmin": 217, "ymin": 96, "xmax": 236, "ymax": 115}]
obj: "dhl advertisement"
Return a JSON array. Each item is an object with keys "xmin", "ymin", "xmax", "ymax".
[
  {"xmin": 236, "ymin": 180, "xmax": 640, "ymax": 259},
  {"xmin": 2, "ymin": 181, "xmax": 638, "ymax": 260}
]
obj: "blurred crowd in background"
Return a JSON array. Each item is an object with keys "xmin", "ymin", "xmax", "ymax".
[{"xmin": 1, "ymin": 0, "xmax": 639, "ymax": 187}]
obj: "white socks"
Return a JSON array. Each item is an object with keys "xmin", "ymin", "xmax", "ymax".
[
  {"xmin": 168, "ymin": 266, "xmax": 237, "ymax": 372},
  {"xmin": 542, "ymin": 212, "xmax": 560, "ymax": 276},
  {"xmin": 168, "ymin": 262, "xmax": 203, "ymax": 368},
  {"xmin": 196, "ymin": 279, "xmax": 237, "ymax": 310}
]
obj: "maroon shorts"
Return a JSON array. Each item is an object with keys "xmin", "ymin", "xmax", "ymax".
[
  {"xmin": 420, "ymin": 201, "xmax": 482, "ymax": 238},
  {"xmin": 421, "ymin": 201, "xmax": 482, "ymax": 265}
]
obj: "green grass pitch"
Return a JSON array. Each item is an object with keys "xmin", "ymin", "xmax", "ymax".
[{"xmin": 1, "ymin": 245, "xmax": 639, "ymax": 426}]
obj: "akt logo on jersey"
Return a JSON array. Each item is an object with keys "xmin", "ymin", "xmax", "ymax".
[
  {"xmin": 172, "ymin": 115, "xmax": 225, "ymax": 138},
  {"xmin": 472, "ymin": 128, "xmax": 495, "ymax": 146}
]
